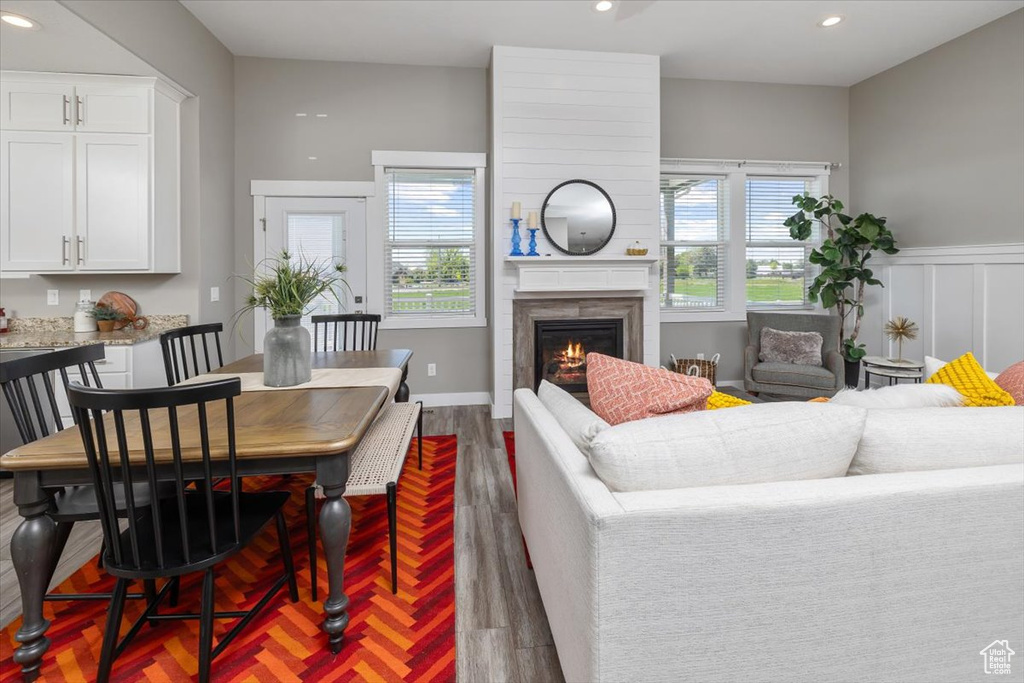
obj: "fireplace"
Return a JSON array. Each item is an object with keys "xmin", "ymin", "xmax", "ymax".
[{"xmin": 534, "ymin": 319, "xmax": 624, "ymax": 392}]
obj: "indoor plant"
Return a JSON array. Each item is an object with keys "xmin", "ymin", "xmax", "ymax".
[
  {"xmin": 785, "ymin": 195, "xmax": 899, "ymax": 387},
  {"xmin": 91, "ymin": 304, "xmax": 124, "ymax": 332},
  {"xmin": 236, "ymin": 251, "xmax": 348, "ymax": 387}
]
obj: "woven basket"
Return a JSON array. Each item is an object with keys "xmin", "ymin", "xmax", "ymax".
[{"xmin": 673, "ymin": 357, "xmax": 717, "ymax": 386}]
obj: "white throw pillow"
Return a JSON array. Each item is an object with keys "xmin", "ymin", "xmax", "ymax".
[
  {"xmin": 829, "ymin": 384, "xmax": 963, "ymax": 409},
  {"xmin": 587, "ymin": 403, "xmax": 866, "ymax": 492},
  {"xmin": 537, "ymin": 380, "xmax": 609, "ymax": 456},
  {"xmin": 924, "ymin": 355, "xmax": 1000, "ymax": 381},
  {"xmin": 849, "ymin": 406, "xmax": 1024, "ymax": 476}
]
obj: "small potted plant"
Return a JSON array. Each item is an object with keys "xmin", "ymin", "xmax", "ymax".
[
  {"xmin": 92, "ymin": 305, "xmax": 124, "ymax": 332},
  {"xmin": 235, "ymin": 251, "xmax": 348, "ymax": 387}
]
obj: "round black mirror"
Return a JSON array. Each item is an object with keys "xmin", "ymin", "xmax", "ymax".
[{"xmin": 541, "ymin": 180, "xmax": 616, "ymax": 256}]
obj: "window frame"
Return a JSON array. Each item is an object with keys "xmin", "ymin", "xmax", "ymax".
[
  {"xmin": 371, "ymin": 151, "xmax": 487, "ymax": 330},
  {"xmin": 659, "ymin": 174, "xmax": 729, "ymax": 312},
  {"xmin": 659, "ymin": 159, "xmax": 830, "ymax": 323}
]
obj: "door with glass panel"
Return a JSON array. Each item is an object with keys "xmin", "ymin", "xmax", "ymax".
[{"xmin": 256, "ymin": 197, "xmax": 366, "ymax": 352}]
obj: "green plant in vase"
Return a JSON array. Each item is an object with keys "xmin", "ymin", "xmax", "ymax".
[
  {"xmin": 235, "ymin": 250, "xmax": 348, "ymax": 387},
  {"xmin": 785, "ymin": 195, "xmax": 899, "ymax": 377},
  {"xmin": 91, "ymin": 305, "xmax": 124, "ymax": 332}
]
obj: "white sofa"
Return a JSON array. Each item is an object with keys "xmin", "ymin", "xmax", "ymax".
[{"xmin": 513, "ymin": 388, "xmax": 1024, "ymax": 683}]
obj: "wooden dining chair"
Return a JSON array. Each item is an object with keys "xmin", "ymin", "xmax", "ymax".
[
  {"xmin": 311, "ymin": 313, "xmax": 381, "ymax": 352},
  {"xmin": 67, "ymin": 378, "xmax": 299, "ymax": 683},
  {"xmin": 0, "ymin": 344, "xmax": 162, "ymax": 604},
  {"xmin": 159, "ymin": 323, "xmax": 225, "ymax": 385}
]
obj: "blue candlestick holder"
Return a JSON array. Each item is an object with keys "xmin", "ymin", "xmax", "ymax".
[
  {"xmin": 527, "ymin": 228, "xmax": 540, "ymax": 256},
  {"xmin": 509, "ymin": 218, "xmax": 524, "ymax": 256}
]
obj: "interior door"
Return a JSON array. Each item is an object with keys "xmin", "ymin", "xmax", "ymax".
[
  {"xmin": 256, "ymin": 197, "xmax": 367, "ymax": 352},
  {"xmin": 0, "ymin": 132, "xmax": 75, "ymax": 271}
]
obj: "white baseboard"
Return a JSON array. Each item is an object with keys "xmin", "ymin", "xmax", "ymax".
[{"xmin": 410, "ymin": 391, "xmax": 493, "ymax": 407}]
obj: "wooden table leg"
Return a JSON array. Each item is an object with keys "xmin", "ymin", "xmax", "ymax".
[
  {"xmin": 317, "ymin": 456, "xmax": 352, "ymax": 654},
  {"xmin": 11, "ymin": 476, "xmax": 57, "ymax": 682},
  {"xmin": 396, "ymin": 364, "xmax": 410, "ymax": 403}
]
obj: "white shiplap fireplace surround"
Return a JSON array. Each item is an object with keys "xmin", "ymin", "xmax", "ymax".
[{"xmin": 489, "ymin": 47, "xmax": 661, "ymax": 418}]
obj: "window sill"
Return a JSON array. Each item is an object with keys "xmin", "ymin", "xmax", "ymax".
[
  {"xmin": 380, "ymin": 316, "xmax": 487, "ymax": 330},
  {"xmin": 660, "ymin": 310, "xmax": 746, "ymax": 323}
]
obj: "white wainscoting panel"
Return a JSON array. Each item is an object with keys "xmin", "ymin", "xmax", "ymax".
[
  {"xmin": 868, "ymin": 244, "xmax": 1024, "ymax": 377},
  {"xmin": 490, "ymin": 46, "xmax": 661, "ymax": 418}
]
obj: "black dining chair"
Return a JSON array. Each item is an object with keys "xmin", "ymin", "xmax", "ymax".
[
  {"xmin": 311, "ymin": 313, "xmax": 381, "ymax": 352},
  {"xmin": 0, "ymin": 344, "xmax": 162, "ymax": 605},
  {"xmin": 159, "ymin": 323, "xmax": 225, "ymax": 385},
  {"xmin": 67, "ymin": 378, "xmax": 299, "ymax": 683}
]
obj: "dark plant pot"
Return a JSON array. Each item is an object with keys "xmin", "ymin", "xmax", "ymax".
[{"xmin": 843, "ymin": 359, "xmax": 861, "ymax": 389}]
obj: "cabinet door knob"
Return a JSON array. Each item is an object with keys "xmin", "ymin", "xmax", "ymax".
[
  {"xmin": 63, "ymin": 96, "xmax": 71, "ymax": 125},
  {"xmin": 77, "ymin": 236, "xmax": 85, "ymax": 265},
  {"xmin": 62, "ymin": 236, "xmax": 70, "ymax": 265}
]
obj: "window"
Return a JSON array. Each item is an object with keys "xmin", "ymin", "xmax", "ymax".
[
  {"xmin": 746, "ymin": 176, "xmax": 820, "ymax": 308},
  {"xmin": 659, "ymin": 175, "xmax": 727, "ymax": 309},
  {"xmin": 372, "ymin": 151, "xmax": 486, "ymax": 328},
  {"xmin": 659, "ymin": 159, "xmax": 830, "ymax": 320}
]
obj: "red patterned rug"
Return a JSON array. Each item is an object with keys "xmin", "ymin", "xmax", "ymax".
[
  {"xmin": 502, "ymin": 431, "xmax": 516, "ymax": 494},
  {"xmin": 1, "ymin": 435, "xmax": 457, "ymax": 683}
]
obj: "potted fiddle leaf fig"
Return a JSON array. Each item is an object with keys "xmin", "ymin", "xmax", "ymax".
[{"xmin": 785, "ymin": 195, "xmax": 899, "ymax": 387}]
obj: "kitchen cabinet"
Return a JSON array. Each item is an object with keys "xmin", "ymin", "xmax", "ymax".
[{"xmin": 0, "ymin": 71, "xmax": 185, "ymax": 275}]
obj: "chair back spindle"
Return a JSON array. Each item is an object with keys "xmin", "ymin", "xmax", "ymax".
[
  {"xmin": 311, "ymin": 314, "xmax": 380, "ymax": 352},
  {"xmin": 159, "ymin": 323, "xmax": 225, "ymax": 385},
  {"xmin": 0, "ymin": 344, "xmax": 105, "ymax": 445}
]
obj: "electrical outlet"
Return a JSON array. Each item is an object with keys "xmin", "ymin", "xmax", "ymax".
[
  {"xmin": 79, "ymin": 289, "xmax": 92, "ymax": 302},
  {"xmin": 427, "ymin": 363, "xmax": 437, "ymax": 377},
  {"xmin": 47, "ymin": 290, "xmax": 59, "ymax": 306},
  {"xmin": 210, "ymin": 286, "xmax": 220, "ymax": 302}
]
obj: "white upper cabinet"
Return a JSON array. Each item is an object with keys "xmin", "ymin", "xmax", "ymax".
[
  {"xmin": 75, "ymin": 85, "xmax": 150, "ymax": 134},
  {"xmin": 0, "ymin": 82, "xmax": 75, "ymax": 132},
  {"xmin": 0, "ymin": 132, "xmax": 75, "ymax": 271},
  {"xmin": 0, "ymin": 72, "xmax": 185, "ymax": 274}
]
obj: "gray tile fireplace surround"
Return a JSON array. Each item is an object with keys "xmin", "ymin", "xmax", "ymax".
[{"xmin": 512, "ymin": 297, "xmax": 643, "ymax": 393}]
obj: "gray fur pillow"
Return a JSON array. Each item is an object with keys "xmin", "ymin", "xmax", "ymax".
[{"xmin": 759, "ymin": 327, "xmax": 823, "ymax": 366}]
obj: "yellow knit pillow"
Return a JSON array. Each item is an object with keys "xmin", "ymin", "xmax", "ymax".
[
  {"xmin": 926, "ymin": 352, "xmax": 1015, "ymax": 407},
  {"xmin": 706, "ymin": 391, "xmax": 752, "ymax": 410}
]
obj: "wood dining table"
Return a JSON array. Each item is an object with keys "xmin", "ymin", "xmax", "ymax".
[{"xmin": 0, "ymin": 349, "xmax": 413, "ymax": 681}]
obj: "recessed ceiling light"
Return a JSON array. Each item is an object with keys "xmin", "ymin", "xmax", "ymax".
[
  {"xmin": 295, "ymin": 113, "xmax": 307, "ymax": 117},
  {"xmin": 819, "ymin": 15, "xmax": 844, "ymax": 28},
  {"xmin": 1, "ymin": 12, "xmax": 40, "ymax": 29},
  {"xmin": 315, "ymin": 113, "xmax": 328, "ymax": 118},
  {"xmin": 594, "ymin": 1, "xmax": 614, "ymax": 13},
  {"xmin": 308, "ymin": 156, "xmax": 318, "ymax": 161}
]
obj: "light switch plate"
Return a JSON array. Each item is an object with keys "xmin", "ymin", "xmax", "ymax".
[
  {"xmin": 79, "ymin": 289, "xmax": 92, "ymax": 302},
  {"xmin": 427, "ymin": 363, "xmax": 437, "ymax": 377},
  {"xmin": 210, "ymin": 286, "xmax": 220, "ymax": 302},
  {"xmin": 47, "ymin": 290, "xmax": 59, "ymax": 306}
]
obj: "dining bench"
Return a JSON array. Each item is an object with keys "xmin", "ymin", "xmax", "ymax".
[{"xmin": 307, "ymin": 400, "xmax": 423, "ymax": 598}]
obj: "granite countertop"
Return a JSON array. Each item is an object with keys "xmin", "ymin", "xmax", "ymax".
[{"xmin": 0, "ymin": 315, "xmax": 189, "ymax": 349}]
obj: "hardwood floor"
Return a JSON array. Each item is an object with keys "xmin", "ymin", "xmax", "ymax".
[{"xmin": 0, "ymin": 405, "xmax": 564, "ymax": 682}]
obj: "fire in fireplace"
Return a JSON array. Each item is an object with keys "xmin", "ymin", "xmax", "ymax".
[{"xmin": 534, "ymin": 319, "xmax": 624, "ymax": 392}]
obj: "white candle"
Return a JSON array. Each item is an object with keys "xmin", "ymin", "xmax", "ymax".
[
  {"xmin": 511, "ymin": 201, "xmax": 521, "ymax": 219},
  {"xmin": 527, "ymin": 211, "xmax": 538, "ymax": 228}
]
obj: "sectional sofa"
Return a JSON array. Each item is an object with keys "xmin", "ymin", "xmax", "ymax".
[{"xmin": 513, "ymin": 388, "xmax": 1024, "ymax": 682}]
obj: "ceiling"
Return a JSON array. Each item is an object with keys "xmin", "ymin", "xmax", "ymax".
[{"xmin": 179, "ymin": 0, "xmax": 1022, "ymax": 86}]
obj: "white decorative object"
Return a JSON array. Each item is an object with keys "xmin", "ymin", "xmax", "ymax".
[
  {"xmin": 849, "ymin": 406, "xmax": 1024, "ymax": 475},
  {"xmin": 510, "ymin": 201, "xmax": 521, "ymax": 219},
  {"xmin": 829, "ymin": 384, "xmax": 963, "ymax": 409},
  {"xmin": 527, "ymin": 210, "xmax": 538, "ymax": 228},
  {"xmin": 586, "ymin": 402, "xmax": 866, "ymax": 492},
  {"xmin": 73, "ymin": 300, "xmax": 97, "ymax": 332}
]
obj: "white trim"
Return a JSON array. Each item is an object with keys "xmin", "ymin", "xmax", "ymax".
[
  {"xmin": 250, "ymin": 180, "xmax": 375, "ymax": 198},
  {"xmin": 411, "ymin": 391, "xmax": 492, "ymax": 407},
  {"xmin": 0, "ymin": 70, "xmax": 191, "ymax": 100},
  {"xmin": 876, "ymin": 243, "xmax": 1024, "ymax": 265},
  {"xmin": 661, "ymin": 158, "xmax": 833, "ymax": 176},
  {"xmin": 660, "ymin": 311, "xmax": 748, "ymax": 323},
  {"xmin": 370, "ymin": 150, "xmax": 486, "ymax": 169},
  {"xmin": 381, "ymin": 317, "xmax": 487, "ymax": 330}
]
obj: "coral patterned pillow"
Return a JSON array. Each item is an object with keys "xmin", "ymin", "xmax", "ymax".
[
  {"xmin": 586, "ymin": 353, "xmax": 712, "ymax": 425},
  {"xmin": 995, "ymin": 361, "xmax": 1024, "ymax": 405}
]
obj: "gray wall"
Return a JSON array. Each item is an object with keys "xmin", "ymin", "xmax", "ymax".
[
  {"xmin": 60, "ymin": 0, "xmax": 236, "ymax": 339},
  {"xmin": 659, "ymin": 78, "xmax": 850, "ymax": 381},
  {"xmin": 850, "ymin": 9, "xmax": 1024, "ymax": 248},
  {"xmin": 233, "ymin": 57, "xmax": 489, "ymax": 394}
]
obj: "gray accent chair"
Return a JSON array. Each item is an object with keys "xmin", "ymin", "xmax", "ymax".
[{"xmin": 744, "ymin": 311, "xmax": 844, "ymax": 399}]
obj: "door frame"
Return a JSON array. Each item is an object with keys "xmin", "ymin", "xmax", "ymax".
[{"xmin": 250, "ymin": 180, "xmax": 377, "ymax": 350}]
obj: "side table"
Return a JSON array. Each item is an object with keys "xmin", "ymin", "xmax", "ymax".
[{"xmin": 862, "ymin": 356, "xmax": 924, "ymax": 386}]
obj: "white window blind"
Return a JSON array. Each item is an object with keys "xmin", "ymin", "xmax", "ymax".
[
  {"xmin": 745, "ymin": 176, "xmax": 820, "ymax": 308},
  {"xmin": 384, "ymin": 168, "xmax": 477, "ymax": 318},
  {"xmin": 659, "ymin": 175, "xmax": 727, "ymax": 309}
]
